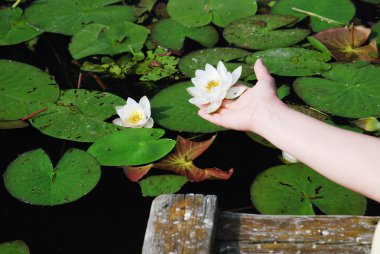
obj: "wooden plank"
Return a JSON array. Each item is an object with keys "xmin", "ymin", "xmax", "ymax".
[
  {"xmin": 142, "ymin": 194, "xmax": 218, "ymax": 254},
  {"xmin": 215, "ymin": 212, "xmax": 379, "ymax": 253}
]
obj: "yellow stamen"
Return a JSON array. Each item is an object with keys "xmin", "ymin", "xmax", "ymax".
[
  {"xmin": 206, "ymin": 80, "xmax": 220, "ymax": 92},
  {"xmin": 125, "ymin": 111, "xmax": 143, "ymax": 126}
]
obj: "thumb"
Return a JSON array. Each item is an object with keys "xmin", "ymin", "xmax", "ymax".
[{"xmin": 254, "ymin": 59, "xmax": 273, "ymax": 81}]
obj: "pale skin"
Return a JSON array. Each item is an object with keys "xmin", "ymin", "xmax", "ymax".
[{"xmin": 198, "ymin": 59, "xmax": 380, "ymax": 203}]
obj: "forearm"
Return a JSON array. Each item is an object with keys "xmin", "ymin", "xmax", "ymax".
[{"xmin": 256, "ymin": 100, "xmax": 380, "ymax": 203}]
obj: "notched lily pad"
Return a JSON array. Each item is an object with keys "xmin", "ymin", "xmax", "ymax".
[
  {"xmin": 139, "ymin": 175, "xmax": 188, "ymax": 197},
  {"xmin": 250, "ymin": 163, "xmax": 366, "ymax": 215},
  {"xmin": 87, "ymin": 128, "xmax": 176, "ymax": 166},
  {"xmin": 223, "ymin": 14, "xmax": 309, "ymax": 50},
  {"xmin": 151, "ymin": 81, "xmax": 225, "ymax": 133},
  {"xmin": 0, "ymin": 59, "xmax": 60, "ymax": 121},
  {"xmin": 245, "ymin": 47, "xmax": 331, "ymax": 76},
  {"xmin": 4, "ymin": 148, "xmax": 101, "ymax": 206},
  {"xmin": 179, "ymin": 47, "xmax": 252, "ymax": 78},
  {"xmin": 294, "ymin": 63, "xmax": 380, "ymax": 118}
]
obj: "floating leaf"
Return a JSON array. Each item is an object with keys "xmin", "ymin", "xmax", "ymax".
[
  {"xmin": 87, "ymin": 128, "xmax": 176, "ymax": 166},
  {"xmin": 272, "ymin": 0, "xmax": 355, "ymax": 32},
  {"xmin": 312, "ymin": 25, "xmax": 380, "ymax": 62},
  {"xmin": 0, "ymin": 240, "xmax": 29, "ymax": 254},
  {"xmin": 124, "ymin": 164, "xmax": 154, "ymax": 182},
  {"xmin": 69, "ymin": 22, "xmax": 149, "ymax": 59},
  {"xmin": 0, "ymin": 7, "xmax": 42, "ymax": 46},
  {"xmin": 223, "ymin": 14, "xmax": 309, "ymax": 50},
  {"xmin": 277, "ymin": 85, "xmax": 291, "ymax": 100},
  {"xmin": 250, "ymin": 163, "xmax": 367, "ymax": 215},
  {"xmin": 179, "ymin": 47, "xmax": 251, "ymax": 78},
  {"xmin": 24, "ymin": 0, "xmax": 135, "ymax": 35},
  {"xmin": 0, "ymin": 120, "xmax": 29, "ymax": 129},
  {"xmin": 151, "ymin": 18, "xmax": 219, "ymax": 50},
  {"xmin": 245, "ymin": 47, "xmax": 331, "ymax": 76},
  {"xmin": 154, "ymin": 135, "xmax": 233, "ymax": 182},
  {"xmin": 293, "ymin": 63, "xmax": 380, "ymax": 118},
  {"xmin": 4, "ymin": 148, "xmax": 101, "ymax": 206},
  {"xmin": 167, "ymin": 0, "xmax": 257, "ymax": 27},
  {"xmin": 139, "ymin": 175, "xmax": 188, "ymax": 197},
  {"xmin": 0, "ymin": 59, "xmax": 60, "ymax": 121},
  {"xmin": 307, "ymin": 36, "xmax": 333, "ymax": 56},
  {"xmin": 151, "ymin": 81, "xmax": 225, "ymax": 133}
]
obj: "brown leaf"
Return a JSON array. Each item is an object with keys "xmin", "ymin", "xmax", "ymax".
[
  {"xmin": 153, "ymin": 135, "xmax": 233, "ymax": 182},
  {"xmin": 312, "ymin": 25, "xmax": 380, "ymax": 63},
  {"xmin": 123, "ymin": 164, "xmax": 154, "ymax": 182}
]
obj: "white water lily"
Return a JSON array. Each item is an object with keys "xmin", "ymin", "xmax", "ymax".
[
  {"xmin": 187, "ymin": 61, "xmax": 246, "ymax": 113},
  {"xmin": 112, "ymin": 96, "xmax": 154, "ymax": 128},
  {"xmin": 282, "ymin": 151, "xmax": 299, "ymax": 164}
]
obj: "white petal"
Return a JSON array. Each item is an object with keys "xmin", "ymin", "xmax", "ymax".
[
  {"xmin": 189, "ymin": 97, "xmax": 209, "ymax": 105},
  {"xmin": 195, "ymin": 69, "xmax": 206, "ymax": 77},
  {"xmin": 205, "ymin": 63, "xmax": 220, "ymax": 79},
  {"xmin": 231, "ymin": 66, "xmax": 242, "ymax": 85},
  {"xmin": 187, "ymin": 87, "xmax": 206, "ymax": 98},
  {"xmin": 112, "ymin": 118, "xmax": 124, "ymax": 127},
  {"xmin": 191, "ymin": 76, "xmax": 208, "ymax": 89},
  {"xmin": 282, "ymin": 151, "xmax": 298, "ymax": 163},
  {"xmin": 139, "ymin": 96, "xmax": 151, "ymax": 118},
  {"xmin": 206, "ymin": 100, "xmax": 222, "ymax": 113},
  {"xmin": 226, "ymin": 84, "xmax": 247, "ymax": 99},
  {"xmin": 115, "ymin": 105, "xmax": 128, "ymax": 119},
  {"xmin": 217, "ymin": 61, "xmax": 228, "ymax": 78},
  {"xmin": 126, "ymin": 97, "xmax": 139, "ymax": 107},
  {"xmin": 143, "ymin": 118, "xmax": 154, "ymax": 128}
]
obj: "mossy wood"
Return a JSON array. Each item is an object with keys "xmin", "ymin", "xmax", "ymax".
[{"xmin": 143, "ymin": 194, "xmax": 379, "ymax": 254}]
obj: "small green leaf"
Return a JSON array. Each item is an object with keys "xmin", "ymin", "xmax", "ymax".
[
  {"xmin": 223, "ymin": 14, "xmax": 309, "ymax": 50},
  {"xmin": 0, "ymin": 240, "xmax": 29, "ymax": 254},
  {"xmin": 245, "ymin": 47, "xmax": 331, "ymax": 76},
  {"xmin": 151, "ymin": 81, "xmax": 225, "ymax": 133},
  {"xmin": 24, "ymin": 0, "xmax": 135, "ymax": 35},
  {"xmin": 0, "ymin": 59, "xmax": 60, "ymax": 121},
  {"xmin": 4, "ymin": 148, "xmax": 101, "ymax": 206},
  {"xmin": 69, "ymin": 22, "xmax": 149, "ymax": 59},
  {"xmin": 250, "ymin": 164, "xmax": 367, "ymax": 215},
  {"xmin": 0, "ymin": 7, "xmax": 42, "ymax": 46},
  {"xmin": 139, "ymin": 175, "xmax": 188, "ymax": 197},
  {"xmin": 87, "ymin": 128, "xmax": 176, "ymax": 166}
]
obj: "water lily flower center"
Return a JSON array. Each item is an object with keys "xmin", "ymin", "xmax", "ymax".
[
  {"xmin": 206, "ymin": 80, "xmax": 220, "ymax": 92},
  {"xmin": 126, "ymin": 111, "xmax": 143, "ymax": 126}
]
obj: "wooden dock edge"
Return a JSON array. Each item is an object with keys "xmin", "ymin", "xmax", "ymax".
[{"xmin": 142, "ymin": 194, "xmax": 380, "ymax": 254}]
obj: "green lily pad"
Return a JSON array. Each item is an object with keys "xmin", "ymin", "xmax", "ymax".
[
  {"xmin": 87, "ymin": 128, "xmax": 176, "ymax": 166},
  {"xmin": 0, "ymin": 59, "xmax": 60, "ymax": 121},
  {"xmin": 271, "ymin": 0, "xmax": 355, "ymax": 32},
  {"xmin": 151, "ymin": 18, "xmax": 219, "ymax": 50},
  {"xmin": 69, "ymin": 22, "xmax": 149, "ymax": 59},
  {"xmin": 167, "ymin": 0, "xmax": 257, "ymax": 27},
  {"xmin": 0, "ymin": 7, "xmax": 42, "ymax": 46},
  {"xmin": 179, "ymin": 47, "xmax": 251, "ymax": 78},
  {"xmin": 151, "ymin": 81, "xmax": 225, "ymax": 133},
  {"xmin": 245, "ymin": 47, "xmax": 331, "ymax": 76},
  {"xmin": 223, "ymin": 14, "xmax": 309, "ymax": 50},
  {"xmin": 139, "ymin": 175, "xmax": 188, "ymax": 197},
  {"xmin": 0, "ymin": 240, "xmax": 29, "ymax": 254},
  {"xmin": 293, "ymin": 63, "xmax": 380, "ymax": 118},
  {"xmin": 4, "ymin": 148, "xmax": 101, "ymax": 206},
  {"xmin": 250, "ymin": 163, "xmax": 367, "ymax": 215},
  {"xmin": 24, "ymin": 0, "xmax": 135, "ymax": 35},
  {"xmin": 307, "ymin": 36, "xmax": 333, "ymax": 56}
]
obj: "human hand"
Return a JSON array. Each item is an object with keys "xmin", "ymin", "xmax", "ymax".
[{"xmin": 197, "ymin": 59, "xmax": 282, "ymax": 134}]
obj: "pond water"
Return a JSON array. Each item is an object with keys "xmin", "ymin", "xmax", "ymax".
[{"xmin": 1, "ymin": 1, "xmax": 380, "ymax": 253}]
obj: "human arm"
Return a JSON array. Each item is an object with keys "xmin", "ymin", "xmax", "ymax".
[{"xmin": 198, "ymin": 59, "xmax": 380, "ymax": 203}]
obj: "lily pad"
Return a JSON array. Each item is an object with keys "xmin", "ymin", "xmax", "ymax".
[
  {"xmin": 0, "ymin": 240, "xmax": 29, "ymax": 254},
  {"xmin": 223, "ymin": 14, "xmax": 309, "ymax": 50},
  {"xmin": 87, "ymin": 128, "xmax": 176, "ymax": 166},
  {"xmin": 293, "ymin": 63, "xmax": 380, "ymax": 118},
  {"xmin": 271, "ymin": 0, "xmax": 356, "ymax": 32},
  {"xmin": 167, "ymin": 0, "xmax": 257, "ymax": 27},
  {"xmin": 179, "ymin": 47, "xmax": 251, "ymax": 78},
  {"xmin": 0, "ymin": 59, "xmax": 60, "ymax": 121},
  {"xmin": 250, "ymin": 163, "xmax": 367, "ymax": 215},
  {"xmin": 0, "ymin": 7, "xmax": 42, "ymax": 46},
  {"xmin": 139, "ymin": 175, "xmax": 188, "ymax": 197},
  {"xmin": 4, "ymin": 148, "xmax": 101, "ymax": 206},
  {"xmin": 245, "ymin": 47, "xmax": 331, "ymax": 76},
  {"xmin": 151, "ymin": 81, "xmax": 225, "ymax": 133},
  {"xmin": 24, "ymin": 0, "xmax": 135, "ymax": 35},
  {"xmin": 0, "ymin": 120, "xmax": 29, "ymax": 129},
  {"xmin": 151, "ymin": 18, "xmax": 219, "ymax": 50},
  {"xmin": 69, "ymin": 22, "xmax": 149, "ymax": 59}
]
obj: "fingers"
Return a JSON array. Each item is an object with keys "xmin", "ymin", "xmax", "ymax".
[
  {"xmin": 198, "ymin": 108, "xmax": 224, "ymax": 126},
  {"xmin": 254, "ymin": 59, "xmax": 273, "ymax": 81}
]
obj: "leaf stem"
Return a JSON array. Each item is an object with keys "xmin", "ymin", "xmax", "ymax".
[
  {"xmin": 12, "ymin": 0, "xmax": 21, "ymax": 8},
  {"xmin": 21, "ymin": 107, "xmax": 49, "ymax": 121},
  {"xmin": 291, "ymin": 7, "xmax": 345, "ymax": 25}
]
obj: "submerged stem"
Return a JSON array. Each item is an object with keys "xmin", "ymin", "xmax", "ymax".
[{"xmin": 12, "ymin": 0, "xmax": 21, "ymax": 8}]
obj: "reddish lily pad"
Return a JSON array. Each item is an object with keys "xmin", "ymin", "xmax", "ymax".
[
  {"xmin": 312, "ymin": 25, "xmax": 380, "ymax": 63},
  {"xmin": 124, "ymin": 164, "xmax": 154, "ymax": 182}
]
